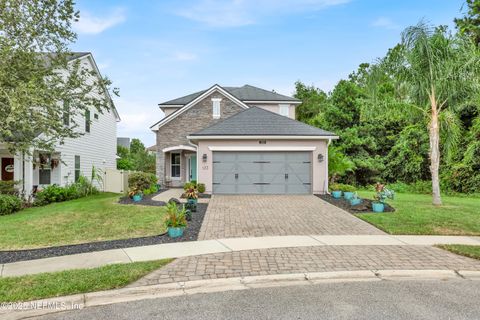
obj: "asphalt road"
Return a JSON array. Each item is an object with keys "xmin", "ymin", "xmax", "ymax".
[{"xmin": 39, "ymin": 280, "xmax": 480, "ymax": 320}]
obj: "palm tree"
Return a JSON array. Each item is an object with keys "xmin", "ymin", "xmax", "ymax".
[{"xmin": 370, "ymin": 22, "xmax": 480, "ymax": 205}]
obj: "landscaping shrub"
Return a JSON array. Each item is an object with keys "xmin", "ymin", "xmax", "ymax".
[
  {"xmin": 128, "ymin": 172, "xmax": 153, "ymax": 192},
  {"xmin": 0, "ymin": 181, "xmax": 18, "ymax": 195},
  {"xmin": 33, "ymin": 178, "xmax": 99, "ymax": 206},
  {"xmin": 197, "ymin": 183, "xmax": 205, "ymax": 193},
  {"xmin": 330, "ymin": 183, "xmax": 356, "ymax": 192},
  {"xmin": 386, "ymin": 181, "xmax": 432, "ymax": 194},
  {"xmin": 0, "ymin": 194, "xmax": 22, "ymax": 215}
]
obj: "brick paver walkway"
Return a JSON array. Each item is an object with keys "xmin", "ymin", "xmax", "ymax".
[
  {"xmin": 129, "ymin": 245, "xmax": 480, "ymax": 287},
  {"xmin": 198, "ymin": 195, "xmax": 384, "ymax": 240}
]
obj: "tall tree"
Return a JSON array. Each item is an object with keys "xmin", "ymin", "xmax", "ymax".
[
  {"xmin": 455, "ymin": 0, "xmax": 480, "ymax": 44},
  {"xmin": 370, "ymin": 22, "xmax": 480, "ymax": 205},
  {"xmin": 0, "ymin": 0, "xmax": 118, "ymax": 155}
]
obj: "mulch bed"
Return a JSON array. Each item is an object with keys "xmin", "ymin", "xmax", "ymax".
[
  {"xmin": 117, "ymin": 189, "xmax": 169, "ymax": 206},
  {"xmin": 180, "ymin": 193, "xmax": 211, "ymax": 199},
  {"xmin": 0, "ymin": 202, "xmax": 208, "ymax": 264},
  {"xmin": 315, "ymin": 194, "xmax": 395, "ymax": 214}
]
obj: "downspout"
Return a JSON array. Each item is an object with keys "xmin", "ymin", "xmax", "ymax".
[
  {"xmin": 325, "ymin": 138, "xmax": 331, "ymax": 195},
  {"xmin": 22, "ymin": 151, "xmax": 25, "ymax": 196}
]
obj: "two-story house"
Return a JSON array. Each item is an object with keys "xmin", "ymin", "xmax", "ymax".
[
  {"xmin": 0, "ymin": 52, "xmax": 120, "ymax": 193},
  {"xmin": 150, "ymin": 84, "xmax": 337, "ymax": 195}
]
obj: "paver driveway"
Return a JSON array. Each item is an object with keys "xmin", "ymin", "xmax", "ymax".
[{"xmin": 198, "ymin": 195, "xmax": 384, "ymax": 240}]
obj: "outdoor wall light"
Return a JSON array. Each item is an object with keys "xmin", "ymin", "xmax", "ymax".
[
  {"xmin": 317, "ymin": 154, "xmax": 324, "ymax": 163},
  {"xmin": 202, "ymin": 154, "xmax": 207, "ymax": 162}
]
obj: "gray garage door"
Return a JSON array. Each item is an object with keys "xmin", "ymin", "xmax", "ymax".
[{"xmin": 212, "ymin": 151, "xmax": 311, "ymax": 194}]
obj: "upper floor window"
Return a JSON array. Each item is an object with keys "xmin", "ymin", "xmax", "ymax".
[
  {"xmin": 212, "ymin": 98, "xmax": 221, "ymax": 119},
  {"xmin": 85, "ymin": 109, "xmax": 91, "ymax": 133},
  {"xmin": 279, "ymin": 104, "xmax": 289, "ymax": 117},
  {"xmin": 63, "ymin": 100, "xmax": 70, "ymax": 126}
]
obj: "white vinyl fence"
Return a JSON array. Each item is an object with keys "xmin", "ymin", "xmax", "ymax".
[{"xmin": 103, "ymin": 169, "xmax": 130, "ymax": 194}]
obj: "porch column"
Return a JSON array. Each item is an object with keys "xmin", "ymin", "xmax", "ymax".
[
  {"xmin": 14, "ymin": 153, "xmax": 33, "ymax": 196},
  {"xmin": 157, "ymin": 150, "xmax": 165, "ymax": 186}
]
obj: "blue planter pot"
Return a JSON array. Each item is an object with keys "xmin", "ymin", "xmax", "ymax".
[
  {"xmin": 350, "ymin": 198, "xmax": 362, "ymax": 206},
  {"xmin": 372, "ymin": 202, "xmax": 385, "ymax": 213},
  {"xmin": 343, "ymin": 192, "xmax": 354, "ymax": 200},
  {"xmin": 331, "ymin": 191, "xmax": 342, "ymax": 199},
  {"xmin": 187, "ymin": 198, "xmax": 198, "ymax": 205},
  {"xmin": 168, "ymin": 227, "xmax": 185, "ymax": 238},
  {"xmin": 132, "ymin": 194, "xmax": 142, "ymax": 202}
]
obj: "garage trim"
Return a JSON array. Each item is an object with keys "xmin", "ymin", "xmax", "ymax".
[{"xmin": 208, "ymin": 146, "xmax": 316, "ymax": 151}]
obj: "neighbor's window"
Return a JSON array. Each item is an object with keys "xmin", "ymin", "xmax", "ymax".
[
  {"xmin": 74, "ymin": 155, "xmax": 80, "ymax": 182},
  {"xmin": 39, "ymin": 153, "xmax": 51, "ymax": 185},
  {"xmin": 171, "ymin": 153, "xmax": 180, "ymax": 178},
  {"xmin": 63, "ymin": 100, "xmax": 70, "ymax": 126},
  {"xmin": 85, "ymin": 109, "xmax": 91, "ymax": 133},
  {"xmin": 279, "ymin": 104, "xmax": 289, "ymax": 117},
  {"xmin": 212, "ymin": 98, "xmax": 221, "ymax": 119},
  {"xmin": 94, "ymin": 113, "xmax": 99, "ymax": 120}
]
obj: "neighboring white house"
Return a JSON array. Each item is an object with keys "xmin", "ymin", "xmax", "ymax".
[{"xmin": 0, "ymin": 52, "xmax": 120, "ymax": 194}]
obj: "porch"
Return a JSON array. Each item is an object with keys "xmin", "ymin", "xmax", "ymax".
[
  {"xmin": 0, "ymin": 145, "xmax": 65, "ymax": 194},
  {"xmin": 162, "ymin": 145, "xmax": 197, "ymax": 187}
]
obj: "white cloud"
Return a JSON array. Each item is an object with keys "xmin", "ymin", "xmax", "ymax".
[
  {"xmin": 371, "ymin": 17, "xmax": 399, "ymax": 30},
  {"xmin": 172, "ymin": 52, "xmax": 198, "ymax": 61},
  {"xmin": 177, "ymin": 0, "xmax": 350, "ymax": 27},
  {"xmin": 74, "ymin": 8, "xmax": 126, "ymax": 35}
]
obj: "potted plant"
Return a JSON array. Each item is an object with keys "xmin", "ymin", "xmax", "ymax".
[
  {"xmin": 185, "ymin": 186, "xmax": 198, "ymax": 205},
  {"xmin": 128, "ymin": 187, "xmax": 143, "ymax": 202},
  {"xmin": 372, "ymin": 183, "xmax": 394, "ymax": 212},
  {"xmin": 165, "ymin": 202, "xmax": 187, "ymax": 238},
  {"xmin": 342, "ymin": 185, "xmax": 356, "ymax": 200},
  {"xmin": 330, "ymin": 183, "xmax": 342, "ymax": 199},
  {"xmin": 350, "ymin": 192, "xmax": 362, "ymax": 206}
]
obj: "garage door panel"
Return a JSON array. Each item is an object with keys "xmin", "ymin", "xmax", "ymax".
[{"xmin": 212, "ymin": 151, "xmax": 311, "ymax": 194}]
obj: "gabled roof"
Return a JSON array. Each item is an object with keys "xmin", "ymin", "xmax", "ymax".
[
  {"xmin": 159, "ymin": 84, "xmax": 300, "ymax": 106},
  {"xmin": 150, "ymin": 84, "xmax": 249, "ymax": 130},
  {"xmin": 188, "ymin": 107, "xmax": 336, "ymax": 137}
]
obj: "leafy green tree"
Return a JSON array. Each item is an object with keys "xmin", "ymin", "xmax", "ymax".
[
  {"xmin": 455, "ymin": 0, "xmax": 480, "ymax": 44},
  {"xmin": 293, "ymin": 81, "xmax": 328, "ymax": 123},
  {"xmin": 369, "ymin": 22, "xmax": 480, "ymax": 205},
  {"xmin": 116, "ymin": 139, "xmax": 156, "ymax": 174},
  {"xmin": 328, "ymin": 146, "xmax": 355, "ymax": 184},
  {"xmin": 0, "ymin": 0, "xmax": 118, "ymax": 155}
]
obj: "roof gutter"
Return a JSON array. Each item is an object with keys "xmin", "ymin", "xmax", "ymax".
[{"xmin": 187, "ymin": 135, "xmax": 339, "ymax": 140}]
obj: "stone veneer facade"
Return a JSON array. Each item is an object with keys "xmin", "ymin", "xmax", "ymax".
[{"xmin": 155, "ymin": 92, "xmax": 245, "ymax": 185}]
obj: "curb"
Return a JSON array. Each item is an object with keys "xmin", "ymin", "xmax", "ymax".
[{"xmin": 1, "ymin": 269, "xmax": 479, "ymax": 320}]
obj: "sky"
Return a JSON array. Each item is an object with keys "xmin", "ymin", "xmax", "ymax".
[{"xmin": 71, "ymin": 0, "xmax": 465, "ymax": 147}]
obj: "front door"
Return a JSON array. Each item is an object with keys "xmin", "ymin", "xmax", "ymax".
[
  {"xmin": 188, "ymin": 155, "xmax": 197, "ymax": 181},
  {"xmin": 1, "ymin": 158, "xmax": 14, "ymax": 181}
]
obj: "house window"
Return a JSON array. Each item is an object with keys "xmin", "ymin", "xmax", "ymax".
[
  {"xmin": 74, "ymin": 155, "xmax": 80, "ymax": 182},
  {"xmin": 63, "ymin": 100, "xmax": 70, "ymax": 126},
  {"xmin": 85, "ymin": 109, "xmax": 91, "ymax": 133},
  {"xmin": 38, "ymin": 153, "xmax": 51, "ymax": 185},
  {"xmin": 212, "ymin": 98, "xmax": 221, "ymax": 119},
  {"xmin": 94, "ymin": 113, "xmax": 99, "ymax": 120},
  {"xmin": 279, "ymin": 104, "xmax": 289, "ymax": 117},
  {"xmin": 171, "ymin": 153, "xmax": 180, "ymax": 179}
]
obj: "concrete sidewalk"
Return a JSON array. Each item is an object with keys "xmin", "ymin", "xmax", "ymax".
[{"xmin": 1, "ymin": 235, "xmax": 480, "ymax": 278}]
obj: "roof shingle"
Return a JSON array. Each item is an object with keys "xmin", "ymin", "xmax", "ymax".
[{"xmin": 189, "ymin": 107, "xmax": 336, "ymax": 137}]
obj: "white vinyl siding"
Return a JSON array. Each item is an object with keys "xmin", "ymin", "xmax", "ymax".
[{"xmin": 212, "ymin": 98, "xmax": 221, "ymax": 119}]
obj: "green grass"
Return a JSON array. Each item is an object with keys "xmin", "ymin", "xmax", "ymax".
[
  {"xmin": 0, "ymin": 259, "xmax": 172, "ymax": 302},
  {"xmin": 437, "ymin": 245, "xmax": 480, "ymax": 260},
  {"xmin": 356, "ymin": 191, "xmax": 480, "ymax": 236},
  {"xmin": 0, "ymin": 193, "xmax": 167, "ymax": 250}
]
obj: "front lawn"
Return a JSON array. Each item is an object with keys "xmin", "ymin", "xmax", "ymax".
[
  {"xmin": 0, "ymin": 259, "xmax": 172, "ymax": 302},
  {"xmin": 0, "ymin": 193, "xmax": 166, "ymax": 250},
  {"xmin": 437, "ymin": 245, "xmax": 480, "ymax": 260},
  {"xmin": 356, "ymin": 192, "xmax": 480, "ymax": 236}
]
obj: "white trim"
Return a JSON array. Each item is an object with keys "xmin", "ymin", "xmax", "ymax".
[
  {"xmin": 244, "ymin": 100, "xmax": 302, "ymax": 105},
  {"xmin": 208, "ymin": 146, "xmax": 316, "ymax": 151},
  {"xmin": 162, "ymin": 145, "xmax": 197, "ymax": 153},
  {"xmin": 279, "ymin": 104, "xmax": 289, "ymax": 117},
  {"xmin": 325, "ymin": 138, "xmax": 331, "ymax": 194},
  {"xmin": 188, "ymin": 135, "xmax": 339, "ymax": 140},
  {"xmin": 212, "ymin": 98, "xmax": 221, "ymax": 119},
  {"xmin": 150, "ymin": 85, "xmax": 249, "ymax": 130},
  {"xmin": 158, "ymin": 104, "xmax": 184, "ymax": 108}
]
